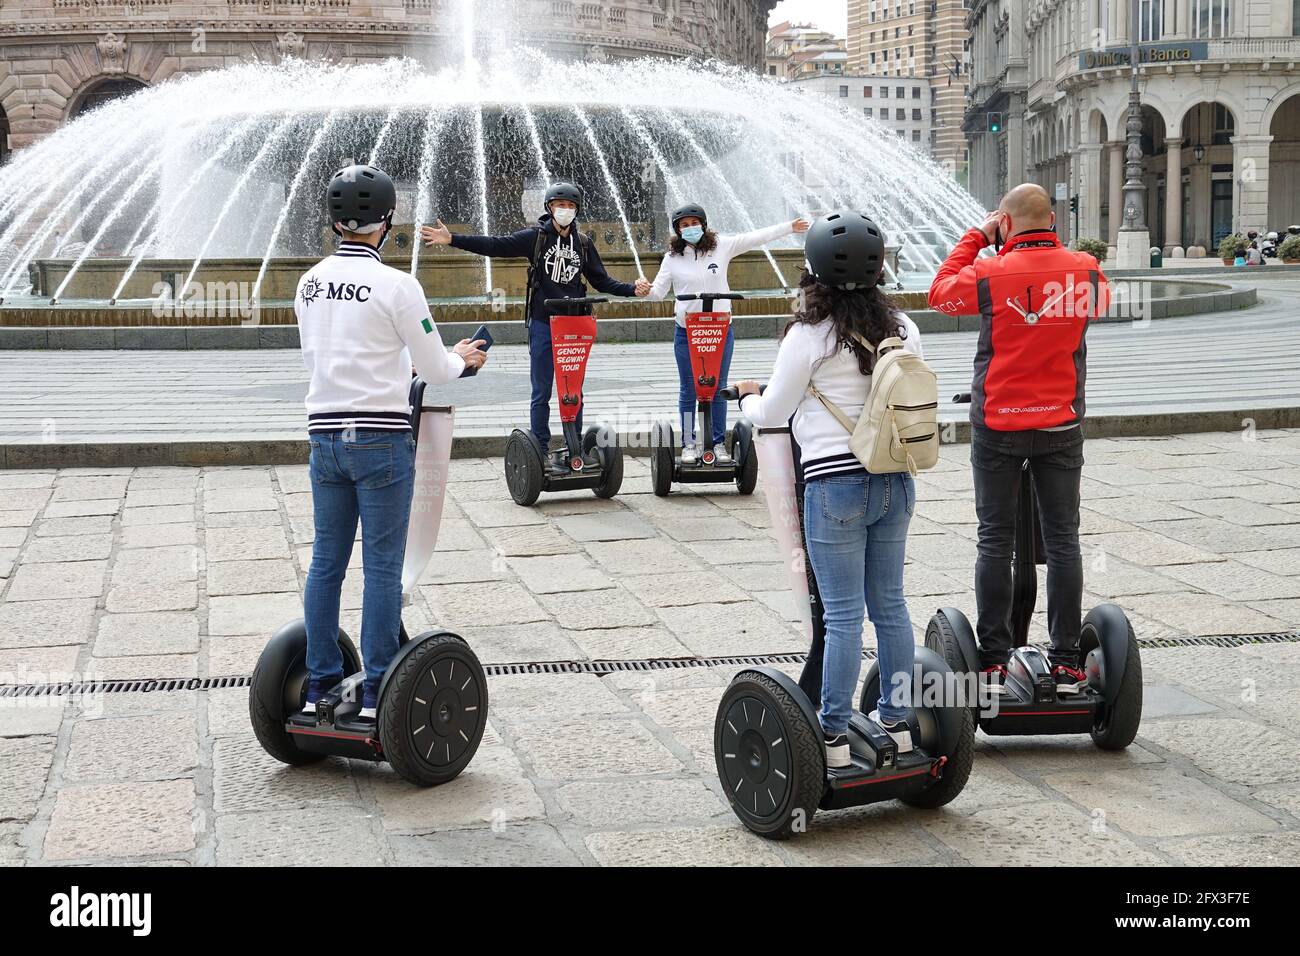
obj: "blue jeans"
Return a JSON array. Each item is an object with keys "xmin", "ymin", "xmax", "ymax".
[
  {"xmin": 304, "ymin": 429, "xmax": 415, "ymax": 688},
  {"xmin": 673, "ymin": 324, "xmax": 734, "ymax": 447},
  {"xmin": 529, "ymin": 318, "xmax": 581, "ymax": 449},
  {"xmin": 803, "ymin": 472, "xmax": 916, "ymax": 734}
]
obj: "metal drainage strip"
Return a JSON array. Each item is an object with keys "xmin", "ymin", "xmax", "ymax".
[{"xmin": 0, "ymin": 630, "xmax": 1296, "ymax": 699}]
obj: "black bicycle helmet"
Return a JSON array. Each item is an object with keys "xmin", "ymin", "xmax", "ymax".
[
  {"xmin": 544, "ymin": 181, "xmax": 583, "ymax": 214},
  {"xmin": 671, "ymin": 202, "xmax": 708, "ymax": 234},
  {"xmin": 326, "ymin": 164, "xmax": 397, "ymax": 233},
  {"xmin": 804, "ymin": 211, "xmax": 886, "ymax": 291}
]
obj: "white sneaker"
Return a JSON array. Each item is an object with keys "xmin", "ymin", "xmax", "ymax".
[
  {"xmin": 823, "ymin": 732, "xmax": 851, "ymax": 769},
  {"xmin": 680, "ymin": 444, "xmax": 698, "ymax": 464},
  {"xmin": 712, "ymin": 445, "xmax": 733, "ymax": 465},
  {"xmin": 868, "ymin": 710, "xmax": 914, "ymax": 754}
]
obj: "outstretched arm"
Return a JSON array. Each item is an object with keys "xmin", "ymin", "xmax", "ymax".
[
  {"xmin": 646, "ymin": 254, "xmax": 673, "ymax": 300},
  {"xmin": 422, "ymin": 220, "xmax": 536, "ymax": 259},
  {"xmin": 582, "ymin": 241, "xmax": 638, "ymax": 297},
  {"xmin": 724, "ymin": 218, "xmax": 808, "ymax": 258}
]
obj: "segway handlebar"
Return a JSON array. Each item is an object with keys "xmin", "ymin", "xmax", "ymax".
[
  {"xmin": 544, "ymin": 296, "xmax": 609, "ymax": 309},
  {"xmin": 718, "ymin": 384, "xmax": 766, "ymax": 402},
  {"xmin": 953, "ymin": 392, "xmax": 972, "ymax": 404},
  {"xmin": 677, "ymin": 291, "xmax": 745, "ymax": 313},
  {"xmin": 676, "ymin": 292, "xmax": 746, "ymax": 301}
]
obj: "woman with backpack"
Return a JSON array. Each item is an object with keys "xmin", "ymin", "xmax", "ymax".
[
  {"xmin": 734, "ymin": 212, "xmax": 925, "ymax": 770},
  {"xmin": 646, "ymin": 202, "xmax": 809, "ymax": 464}
]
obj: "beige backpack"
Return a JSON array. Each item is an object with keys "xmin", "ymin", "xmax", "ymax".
[{"xmin": 808, "ymin": 332, "xmax": 939, "ymax": 476}]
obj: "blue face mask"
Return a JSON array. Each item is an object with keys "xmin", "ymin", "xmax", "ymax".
[{"xmin": 681, "ymin": 225, "xmax": 704, "ymax": 245}]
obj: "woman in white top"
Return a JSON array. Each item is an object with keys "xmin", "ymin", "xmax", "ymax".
[
  {"xmin": 735, "ymin": 212, "xmax": 921, "ymax": 770},
  {"xmin": 647, "ymin": 202, "xmax": 809, "ymax": 464}
]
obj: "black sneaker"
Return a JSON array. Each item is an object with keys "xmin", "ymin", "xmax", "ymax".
[
  {"xmin": 1052, "ymin": 664, "xmax": 1087, "ymax": 696},
  {"xmin": 301, "ymin": 675, "xmax": 340, "ymax": 714},
  {"xmin": 823, "ymin": 732, "xmax": 851, "ymax": 769}
]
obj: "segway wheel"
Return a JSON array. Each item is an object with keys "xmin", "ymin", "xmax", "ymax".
[
  {"xmin": 650, "ymin": 419, "xmax": 674, "ymax": 497},
  {"xmin": 585, "ymin": 424, "xmax": 623, "ymax": 499},
  {"xmin": 380, "ymin": 632, "xmax": 488, "ymax": 786},
  {"xmin": 733, "ymin": 421, "xmax": 758, "ymax": 496},
  {"xmin": 715, "ymin": 672, "xmax": 824, "ymax": 839},
  {"xmin": 249, "ymin": 621, "xmax": 360, "ymax": 766},
  {"xmin": 1086, "ymin": 610, "xmax": 1142, "ymax": 751},
  {"xmin": 897, "ymin": 706, "xmax": 975, "ymax": 809},
  {"xmin": 858, "ymin": 648, "xmax": 975, "ymax": 810},
  {"xmin": 925, "ymin": 610, "xmax": 971, "ymax": 686},
  {"xmin": 504, "ymin": 428, "xmax": 544, "ymax": 507}
]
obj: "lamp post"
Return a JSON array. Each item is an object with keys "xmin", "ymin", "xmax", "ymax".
[{"xmin": 1117, "ymin": 0, "xmax": 1151, "ymax": 266}]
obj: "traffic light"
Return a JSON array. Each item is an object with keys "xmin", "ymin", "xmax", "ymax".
[
  {"xmin": 1070, "ymin": 195, "xmax": 1079, "ymax": 214},
  {"xmin": 988, "ymin": 112, "xmax": 1002, "ymax": 133}
]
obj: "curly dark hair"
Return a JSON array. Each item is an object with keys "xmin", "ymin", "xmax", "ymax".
[
  {"xmin": 669, "ymin": 227, "xmax": 719, "ymax": 257},
  {"xmin": 783, "ymin": 268, "xmax": 904, "ymax": 374}
]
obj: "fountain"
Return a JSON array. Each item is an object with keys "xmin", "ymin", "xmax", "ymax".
[{"xmin": 0, "ymin": 0, "xmax": 985, "ymax": 325}]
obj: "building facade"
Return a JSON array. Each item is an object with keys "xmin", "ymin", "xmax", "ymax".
[
  {"xmin": 766, "ymin": 20, "xmax": 848, "ymax": 78},
  {"xmin": 847, "ymin": 0, "xmax": 969, "ymax": 176},
  {"xmin": 966, "ymin": 0, "xmax": 1300, "ymax": 252},
  {"xmin": 0, "ymin": 0, "xmax": 777, "ymax": 154},
  {"xmin": 789, "ymin": 73, "xmax": 935, "ymax": 152}
]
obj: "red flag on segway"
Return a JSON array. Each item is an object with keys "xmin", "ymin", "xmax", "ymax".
[
  {"xmin": 684, "ymin": 311, "xmax": 730, "ymax": 405},
  {"xmin": 550, "ymin": 314, "xmax": 596, "ymax": 424}
]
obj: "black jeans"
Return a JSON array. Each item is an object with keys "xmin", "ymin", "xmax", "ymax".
[{"xmin": 970, "ymin": 424, "xmax": 1084, "ymax": 667}]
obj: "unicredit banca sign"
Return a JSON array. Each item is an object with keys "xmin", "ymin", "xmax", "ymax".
[{"xmin": 1079, "ymin": 42, "xmax": 1209, "ymax": 70}]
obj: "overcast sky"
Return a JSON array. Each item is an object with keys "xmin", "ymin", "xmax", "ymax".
[{"xmin": 768, "ymin": 0, "xmax": 848, "ymax": 38}]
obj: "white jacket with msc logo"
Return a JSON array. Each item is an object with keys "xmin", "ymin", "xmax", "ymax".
[{"xmin": 294, "ymin": 241, "xmax": 465, "ymax": 433}]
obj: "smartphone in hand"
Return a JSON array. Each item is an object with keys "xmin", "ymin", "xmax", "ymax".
[{"xmin": 459, "ymin": 324, "xmax": 493, "ymax": 377}]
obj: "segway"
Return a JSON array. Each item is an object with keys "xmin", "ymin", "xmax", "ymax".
[
  {"xmin": 504, "ymin": 296, "xmax": 624, "ymax": 506},
  {"xmin": 650, "ymin": 292, "xmax": 757, "ymax": 497},
  {"xmin": 249, "ymin": 378, "xmax": 488, "ymax": 786},
  {"xmin": 925, "ymin": 393, "xmax": 1142, "ymax": 749},
  {"xmin": 712, "ymin": 386, "xmax": 975, "ymax": 839}
]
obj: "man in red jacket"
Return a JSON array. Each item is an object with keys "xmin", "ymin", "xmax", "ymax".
[{"xmin": 928, "ymin": 183, "xmax": 1109, "ymax": 696}]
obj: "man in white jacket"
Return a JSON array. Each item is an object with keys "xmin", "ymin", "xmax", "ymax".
[
  {"xmin": 646, "ymin": 203, "xmax": 808, "ymax": 462},
  {"xmin": 296, "ymin": 164, "xmax": 486, "ymax": 726}
]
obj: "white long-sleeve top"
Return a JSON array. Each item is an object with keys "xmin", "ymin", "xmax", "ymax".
[
  {"xmin": 740, "ymin": 313, "xmax": 923, "ymax": 481},
  {"xmin": 295, "ymin": 241, "xmax": 465, "ymax": 433},
  {"xmin": 647, "ymin": 222, "xmax": 795, "ymax": 325}
]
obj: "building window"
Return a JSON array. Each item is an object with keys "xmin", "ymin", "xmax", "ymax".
[
  {"xmin": 881, "ymin": 86, "xmax": 889, "ymax": 97},
  {"xmin": 865, "ymin": 107, "xmax": 874, "ymax": 118},
  {"xmin": 1295, "ymin": 0, "xmax": 1300, "ymax": 35},
  {"xmin": 913, "ymin": 129, "xmax": 921, "ymax": 142},
  {"xmin": 896, "ymin": 108, "xmax": 905, "ymax": 120},
  {"xmin": 864, "ymin": 86, "xmax": 873, "ymax": 97},
  {"xmin": 839, "ymin": 85, "xmax": 849, "ymax": 97},
  {"xmin": 1138, "ymin": 0, "xmax": 1162, "ymax": 41},
  {"xmin": 896, "ymin": 86, "xmax": 905, "ymax": 98},
  {"xmin": 913, "ymin": 108, "xmax": 922, "ymax": 120},
  {"xmin": 1213, "ymin": 103, "xmax": 1235, "ymax": 145},
  {"xmin": 1192, "ymin": 0, "xmax": 1231, "ymax": 38}
]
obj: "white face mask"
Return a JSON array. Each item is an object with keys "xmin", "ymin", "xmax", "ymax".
[{"xmin": 551, "ymin": 207, "xmax": 576, "ymax": 228}]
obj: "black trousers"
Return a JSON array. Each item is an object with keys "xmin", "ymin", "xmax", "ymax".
[{"xmin": 970, "ymin": 424, "xmax": 1084, "ymax": 667}]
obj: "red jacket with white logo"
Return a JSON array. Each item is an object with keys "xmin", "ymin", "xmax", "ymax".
[{"xmin": 928, "ymin": 229, "xmax": 1109, "ymax": 431}]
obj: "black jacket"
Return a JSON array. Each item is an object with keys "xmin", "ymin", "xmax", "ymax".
[{"xmin": 449, "ymin": 215, "xmax": 636, "ymax": 322}]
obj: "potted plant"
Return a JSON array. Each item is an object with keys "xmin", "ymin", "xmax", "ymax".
[
  {"xmin": 1218, "ymin": 233, "xmax": 1247, "ymax": 265},
  {"xmin": 1278, "ymin": 235, "xmax": 1300, "ymax": 264},
  {"xmin": 1072, "ymin": 238, "xmax": 1109, "ymax": 263}
]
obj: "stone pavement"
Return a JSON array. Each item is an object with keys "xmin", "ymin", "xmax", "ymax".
[
  {"xmin": 2, "ymin": 430, "xmax": 1300, "ymax": 865},
  {"xmin": 2, "ymin": 280, "xmax": 1300, "ymax": 449}
]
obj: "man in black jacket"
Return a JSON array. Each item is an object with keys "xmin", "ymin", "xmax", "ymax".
[{"xmin": 422, "ymin": 182, "xmax": 649, "ymax": 455}]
